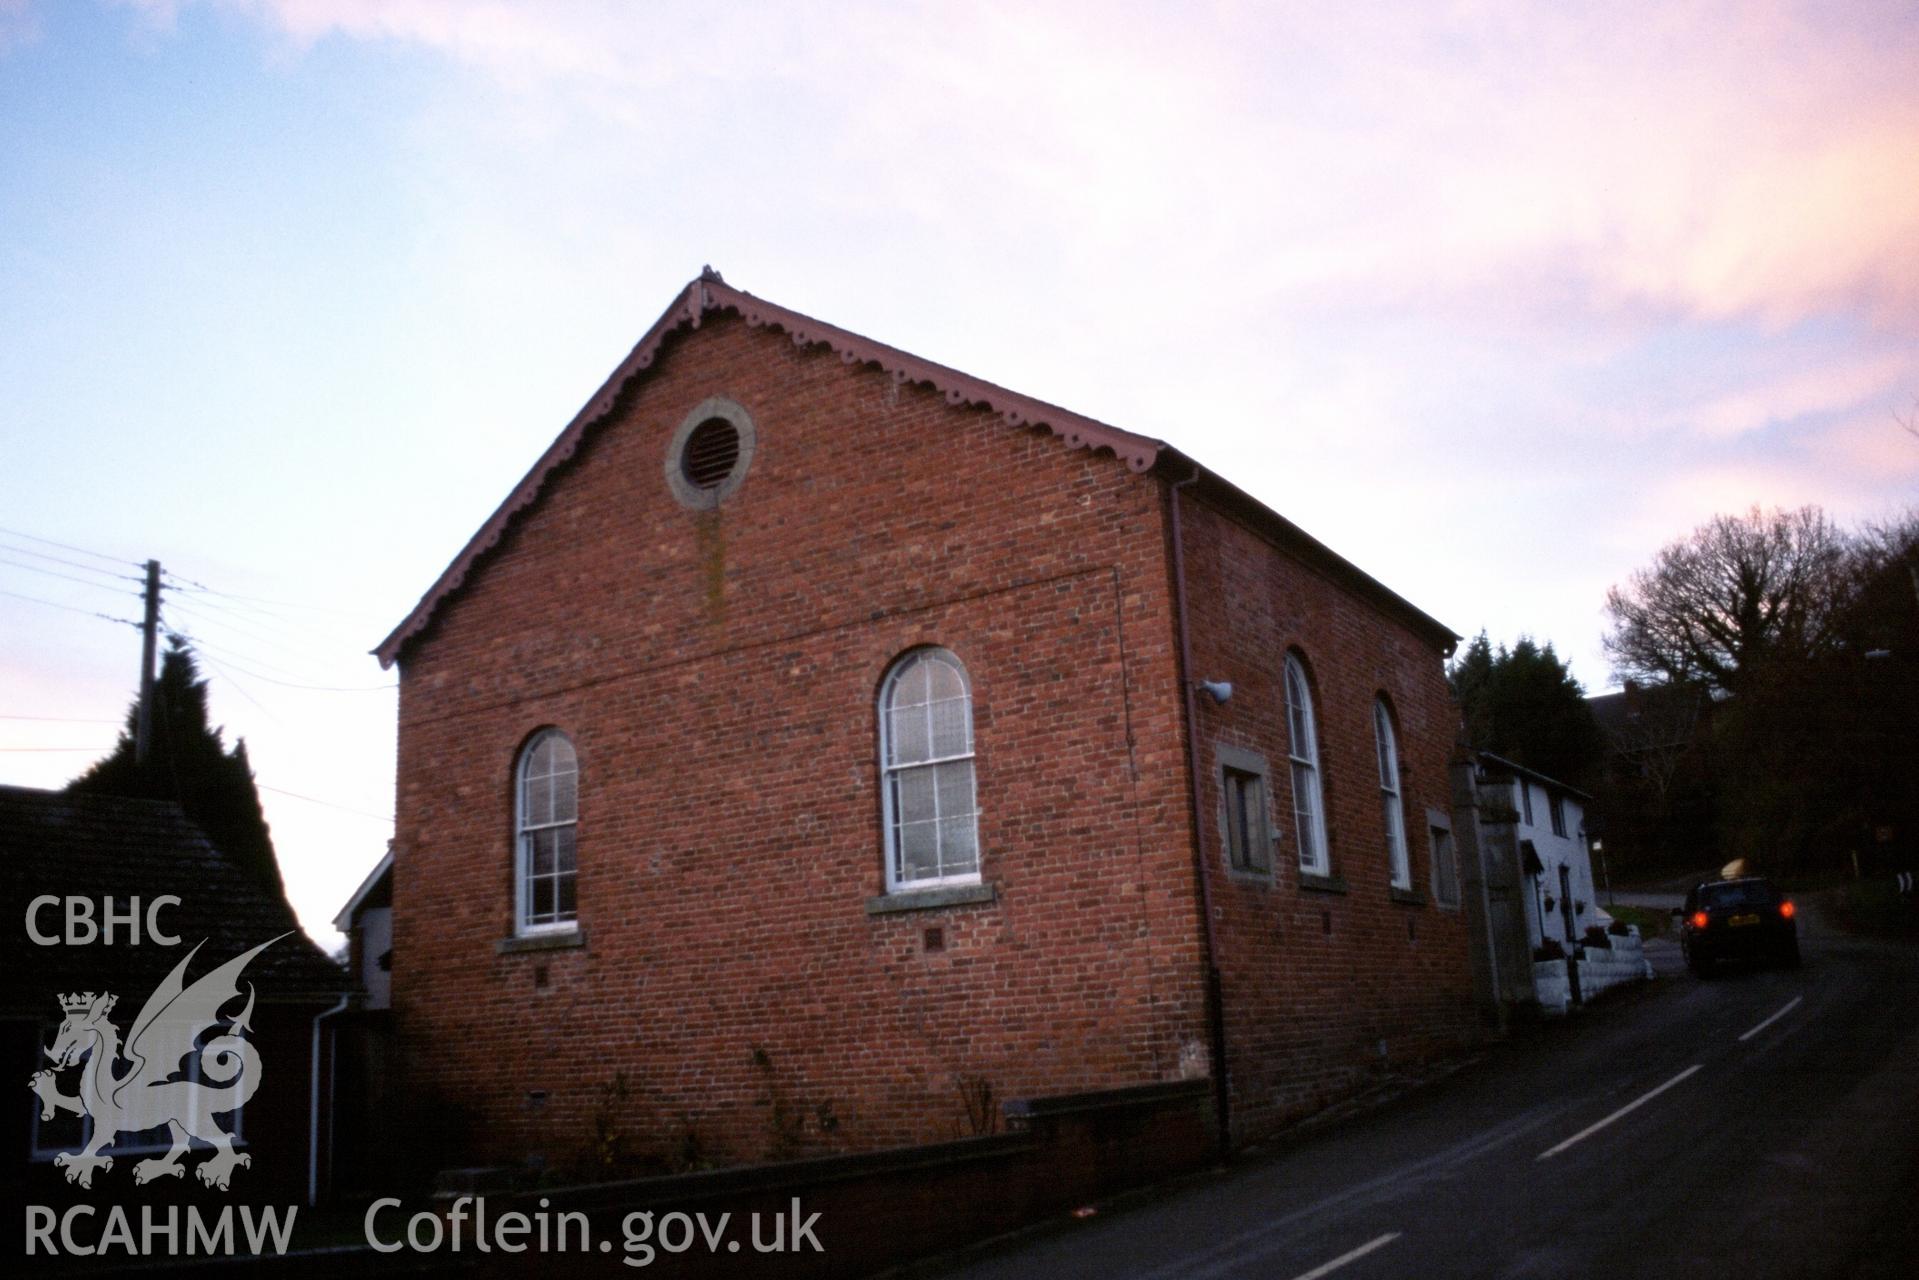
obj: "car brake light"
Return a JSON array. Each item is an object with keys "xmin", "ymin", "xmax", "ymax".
[
  {"xmin": 1779, "ymin": 900, "xmax": 1795, "ymax": 919},
  {"xmin": 1691, "ymin": 911, "xmax": 1710, "ymax": 930}
]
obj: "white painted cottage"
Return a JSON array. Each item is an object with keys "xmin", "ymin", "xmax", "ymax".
[
  {"xmin": 1477, "ymin": 753, "xmax": 1600, "ymax": 951},
  {"xmin": 1451, "ymin": 752, "xmax": 1650, "ymax": 1017}
]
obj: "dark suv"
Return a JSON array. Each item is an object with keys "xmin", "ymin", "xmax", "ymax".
[{"xmin": 1678, "ymin": 877, "xmax": 1800, "ymax": 975}]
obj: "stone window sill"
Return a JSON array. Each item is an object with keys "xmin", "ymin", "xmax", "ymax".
[
  {"xmin": 1297, "ymin": 872, "xmax": 1348, "ymax": 894},
  {"xmin": 1389, "ymin": 887, "xmax": 1426, "ymax": 906},
  {"xmin": 496, "ymin": 929, "xmax": 586, "ymax": 955},
  {"xmin": 865, "ymin": 883, "xmax": 997, "ymax": 915}
]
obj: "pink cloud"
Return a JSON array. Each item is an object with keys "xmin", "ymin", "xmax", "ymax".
[
  {"xmin": 1687, "ymin": 353, "xmax": 1913, "ymax": 439},
  {"xmin": 126, "ymin": 1, "xmax": 1917, "ymax": 344}
]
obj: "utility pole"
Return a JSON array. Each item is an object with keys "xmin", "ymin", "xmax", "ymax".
[{"xmin": 135, "ymin": 559, "xmax": 160, "ymax": 766}]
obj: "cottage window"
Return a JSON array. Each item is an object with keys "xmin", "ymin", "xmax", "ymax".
[
  {"xmin": 1549, "ymin": 791, "xmax": 1567, "ymax": 837},
  {"xmin": 1285, "ymin": 654, "xmax": 1329, "ymax": 876},
  {"xmin": 879, "ymin": 649, "xmax": 979, "ymax": 890},
  {"xmin": 515, "ymin": 729, "xmax": 579, "ymax": 934},
  {"xmin": 1519, "ymin": 779, "xmax": 1534, "ymax": 826},
  {"xmin": 1374, "ymin": 699, "xmax": 1411, "ymax": 890}
]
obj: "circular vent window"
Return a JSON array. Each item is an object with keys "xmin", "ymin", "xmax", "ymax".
[
  {"xmin": 681, "ymin": 418, "xmax": 741, "ymax": 489},
  {"xmin": 665, "ymin": 397, "xmax": 755, "ymax": 509}
]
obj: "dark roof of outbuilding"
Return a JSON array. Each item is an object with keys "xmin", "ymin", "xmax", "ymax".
[
  {"xmin": 0, "ymin": 785, "xmax": 347, "ymax": 1018},
  {"xmin": 1586, "ymin": 681, "xmax": 1711, "ymax": 748},
  {"xmin": 375, "ymin": 269, "xmax": 1456, "ymax": 666},
  {"xmin": 1585, "ymin": 689, "xmax": 1631, "ymax": 738}
]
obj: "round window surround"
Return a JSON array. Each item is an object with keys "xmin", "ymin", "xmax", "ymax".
[{"xmin": 664, "ymin": 397, "xmax": 756, "ymax": 510}]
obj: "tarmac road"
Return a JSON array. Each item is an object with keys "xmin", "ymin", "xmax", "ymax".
[{"xmin": 931, "ymin": 898, "xmax": 1919, "ymax": 1280}]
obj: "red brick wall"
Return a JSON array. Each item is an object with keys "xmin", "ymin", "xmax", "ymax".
[
  {"xmin": 1170, "ymin": 491, "xmax": 1478, "ymax": 1141},
  {"xmin": 389, "ymin": 312, "xmax": 1206, "ymax": 1168}
]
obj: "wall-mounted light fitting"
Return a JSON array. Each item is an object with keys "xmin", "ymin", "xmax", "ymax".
[{"xmin": 1199, "ymin": 680, "xmax": 1233, "ymax": 704}]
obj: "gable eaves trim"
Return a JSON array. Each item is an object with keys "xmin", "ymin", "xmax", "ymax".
[
  {"xmin": 332, "ymin": 846, "xmax": 394, "ymax": 934},
  {"xmin": 374, "ymin": 271, "xmax": 1165, "ymax": 668}
]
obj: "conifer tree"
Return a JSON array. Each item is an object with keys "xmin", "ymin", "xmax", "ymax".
[
  {"xmin": 1449, "ymin": 631, "xmax": 1604, "ymax": 787},
  {"xmin": 69, "ymin": 635, "xmax": 284, "ymax": 894}
]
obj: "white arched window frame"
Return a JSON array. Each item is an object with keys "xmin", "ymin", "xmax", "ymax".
[
  {"xmin": 515, "ymin": 729, "xmax": 579, "ymax": 934},
  {"xmin": 1285, "ymin": 654, "xmax": 1329, "ymax": 876},
  {"xmin": 879, "ymin": 649, "xmax": 980, "ymax": 891},
  {"xmin": 1375, "ymin": 699, "xmax": 1412, "ymax": 890}
]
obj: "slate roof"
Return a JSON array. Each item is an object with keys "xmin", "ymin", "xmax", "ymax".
[
  {"xmin": 1474, "ymin": 751, "xmax": 1593, "ymax": 803},
  {"xmin": 375, "ymin": 268, "xmax": 1456, "ymax": 667},
  {"xmin": 0, "ymin": 785, "xmax": 347, "ymax": 1019},
  {"xmin": 1584, "ymin": 690, "xmax": 1631, "ymax": 740}
]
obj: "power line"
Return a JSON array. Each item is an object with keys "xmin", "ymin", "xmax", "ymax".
[
  {"xmin": 0, "ymin": 745, "xmax": 114, "ymax": 753},
  {"xmin": 164, "ymin": 575, "xmax": 386, "ymax": 622},
  {"xmin": 168, "ymin": 627, "xmax": 377, "ymax": 690},
  {"xmin": 0, "ymin": 526, "xmax": 139, "ymax": 569},
  {"xmin": 186, "ymin": 642, "xmax": 396, "ymax": 692},
  {"xmin": 257, "ymin": 783, "xmax": 394, "ymax": 825},
  {"xmin": 0, "ymin": 543, "xmax": 146, "ymax": 583},
  {"xmin": 183, "ymin": 645, "xmax": 281, "ymax": 723},
  {"xmin": 161, "ymin": 610, "xmax": 374, "ymax": 679},
  {"xmin": 0, "ymin": 587, "xmax": 143, "ymax": 628},
  {"xmin": 0, "ymin": 714, "xmax": 122, "ymax": 724},
  {"xmin": 0, "ymin": 557, "xmax": 147, "ymax": 594},
  {"xmin": 162, "ymin": 596, "xmax": 356, "ymax": 668}
]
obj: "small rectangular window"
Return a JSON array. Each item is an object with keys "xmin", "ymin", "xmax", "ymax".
[
  {"xmin": 1431, "ymin": 826, "xmax": 1460, "ymax": 907},
  {"xmin": 1519, "ymin": 780, "xmax": 1534, "ymax": 826},
  {"xmin": 1549, "ymin": 793, "xmax": 1567, "ymax": 837},
  {"xmin": 1223, "ymin": 766, "xmax": 1271, "ymax": 874}
]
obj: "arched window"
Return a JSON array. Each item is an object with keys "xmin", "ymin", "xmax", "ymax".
[
  {"xmin": 515, "ymin": 729, "xmax": 578, "ymax": 933},
  {"xmin": 1375, "ymin": 699, "xmax": 1411, "ymax": 889},
  {"xmin": 879, "ymin": 648, "xmax": 979, "ymax": 890},
  {"xmin": 1284, "ymin": 654, "xmax": 1328, "ymax": 876}
]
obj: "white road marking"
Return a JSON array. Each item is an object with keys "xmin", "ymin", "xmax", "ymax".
[
  {"xmin": 1130, "ymin": 1106, "xmax": 1564, "ymax": 1280},
  {"xmin": 1536, "ymin": 1064, "xmax": 1703, "ymax": 1161},
  {"xmin": 1287, "ymin": 1233, "xmax": 1403, "ymax": 1280},
  {"xmin": 1738, "ymin": 995, "xmax": 1804, "ymax": 1043}
]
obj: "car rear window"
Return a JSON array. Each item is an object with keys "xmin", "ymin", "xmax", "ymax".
[{"xmin": 1700, "ymin": 881, "xmax": 1779, "ymax": 909}]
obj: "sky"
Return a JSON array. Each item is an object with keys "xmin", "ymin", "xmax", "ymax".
[{"xmin": 3, "ymin": 0, "xmax": 1916, "ymax": 948}]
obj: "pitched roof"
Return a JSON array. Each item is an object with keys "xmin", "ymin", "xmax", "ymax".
[
  {"xmin": 1473, "ymin": 751, "xmax": 1593, "ymax": 803},
  {"xmin": 0, "ymin": 785, "xmax": 347, "ymax": 1016},
  {"xmin": 375, "ymin": 270, "xmax": 1165, "ymax": 667},
  {"xmin": 1586, "ymin": 681, "xmax": 1709, "ymax": 748},
  {"xmin": 376, "ymin": 269, "xmax": 1455, "ymax": 666},
  {"xmin": 332, "ymin": 846, "xmax": 392, "ymax": 934}
]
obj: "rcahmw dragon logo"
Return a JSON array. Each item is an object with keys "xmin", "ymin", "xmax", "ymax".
[{"xmin": 27, "ymin": 934, "xmax": 286, "ymax": 1191}]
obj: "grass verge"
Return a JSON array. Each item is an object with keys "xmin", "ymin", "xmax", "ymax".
[{"xmin": 1601, "ymin": 903, "xmax": 1671, "ymax": 939}]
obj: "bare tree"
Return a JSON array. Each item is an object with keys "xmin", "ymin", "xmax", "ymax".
[{"xmin": 1603, "ymin": 506, "xmax": 1850, "ymax": 693}]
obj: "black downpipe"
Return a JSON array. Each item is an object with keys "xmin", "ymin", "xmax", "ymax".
[{"xmin": 1169, "ymin": 466, "xmax": 1233, "ymax": 1162}]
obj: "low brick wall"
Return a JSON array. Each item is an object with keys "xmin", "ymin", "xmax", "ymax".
[
  {"xmin": 251, "ymin": 1079, "xmax": 1212, "ymax": 1279},
  {"xmin": 453, "ymin": 1078, "xmax": 1213, "ymax": 1277}
]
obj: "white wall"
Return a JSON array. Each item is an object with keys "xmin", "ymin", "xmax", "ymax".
[
  {"xmin": 1510, "ymin": 778, "xmax": 1597, "ymax": 949},
  {"xmin": 356, "ymin": 905, "xmax": 392, "ymax": 1010}
]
